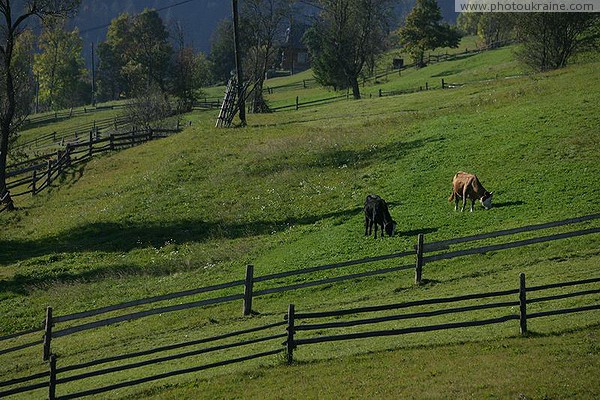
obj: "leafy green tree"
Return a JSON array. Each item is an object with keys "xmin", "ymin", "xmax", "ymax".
[
  {"xmin": 398, "ymin": 0, "xmax": 461, "ymax": 67},
  {"xmin": 96, "ymin": 41, "xmax": 125, "ymax": 101},
  {"xmin": 128, "ymin": 9, "xmax": 172, "ymax": 94},
  {"xmin": 99, "ymin": 9, "xmax": 172, "ymax": 97},
  {"xmin": 305, "ymin": 0, "xmax": 396, "ymax": 99},
  {"xmin": 241, "ymin": 0, "xmax": 291, "ymax": 112},
  {"xmin": 0, "ymin": 0, "xmax": 80, "ymax": 211},
  {"xmin": 34, "ymin": 18, "xmax": 88, "ymax": 110},
  {"xmin": 515, "ymin": 13, "xmax": 599, "ymax": 71},
  {"xmin": 208, "ymin": 19, "xmax": 233, "ymax": 84},
  {"xmin": 477, "ymin": 13, "xmax": 515, "ymax": 48},
  {"xmin": 456, "ymin": 12, "xmax": 478, "ymax": 36},
  {"xmin": 170, "ymin": 23, "xmax": 211, "ymax": 112}
]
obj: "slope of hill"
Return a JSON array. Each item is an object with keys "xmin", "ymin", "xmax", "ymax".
[{"xmin": 0, "ymin": 43, "xmax": 599, "ymax": 399}]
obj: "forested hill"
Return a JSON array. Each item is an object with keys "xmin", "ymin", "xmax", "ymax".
[
  {"xmin": 70, "ymin": 0, "xmax": 229, "ymax": 53},
  {"xmin": 69, "ymin": 0, "xmax": 457, "ymax": 55}
]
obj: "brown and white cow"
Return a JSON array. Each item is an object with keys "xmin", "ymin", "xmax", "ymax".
[{"xmin": 448, "ymin": 172, "xmax": 493, "ymax": 212}]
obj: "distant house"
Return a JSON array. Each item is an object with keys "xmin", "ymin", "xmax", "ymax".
[{"xmin": 280, "ymin": 22, "xmax": 310, "ymax": 74}]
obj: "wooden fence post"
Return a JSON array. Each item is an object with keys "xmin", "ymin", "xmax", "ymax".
[
  {"xmin": 65, "ymin": 145, "xmax": 71, "ymax": 168},
  {"xmin": 110, "ymin": 134, "xmax": 115, "ymax": 150},
  {"xmin": 295, "ymin": 96, "xmax": 299, "ymax": 110},
  {"xmin": 43, "ymin": 306, "xmax": 53, "ymax": 361},
  {"xmin": 88, "ymin": 130, "xmax": 93, "ymax": 157},
  {"xmin": 441, "ymin": 78, "xmax": 445, "ymax": 89},
  {"xmin": 243, "ymin": 264, "xmax": 254, "ymax": 316},
  {"xmin": 46, "ymin": 159, "xmax": 53, "ymax": 186},
  {"xmin": 286, "ymin": 304, "xmax": 295, "ymax": 365},
  {"xmin": 32, "ymin": 170, "xmax": 37, "ymax": 195},
  {"xmin": 378, "ymin": 88, "xmax": 382, "ymax": 97},
  {"xmin": 48, "ymin": 354, "xmax": 57, "ymax": 400},
  {"xmin": 415, "ymin": 233, "xmax": 424, "ymax": 285},
  {"xmin": 425, "ymin": 82, "xmax": 429, "ymax": 90},
  {"xmin": 519, "ymin": 273, "xmax": 527, "ymax": 335}
]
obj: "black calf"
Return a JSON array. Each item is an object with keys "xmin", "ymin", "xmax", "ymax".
[{"xmin": 364, "ymin": 194, "xmax": 396, "ymax": 239}]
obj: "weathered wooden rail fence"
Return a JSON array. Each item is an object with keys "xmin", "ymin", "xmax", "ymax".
[
  {"xmin": 14, "ymin": 114, "xmax": 132, "ymax": 153},
  {"xmin": 1, "ymin": 214, "xmax": 598, "ymax": 354},
  {"xmin": 3, "ymin": 127, "xmax": 179, "ymax": 203},
  {"xmin": 284, "ymin": 274, "xmax": 600, "ymax": 363},
  {"xmin": 1, "ymin": 214, "xmax": 598, "ymax": 358},
  {"xmin": 21, "ymin": 104, "xmax": 126, "ymax": 130},
  {"xmin": 1, "ymin": 272, "xmax": 598, "ymax": 399}
]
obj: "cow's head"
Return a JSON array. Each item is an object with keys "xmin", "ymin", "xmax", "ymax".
[
  {"xmin": 480, "ymin": 192, "xmax": 493, "ymax": 210},
  {"xmin": 385, "ymin": 221, "xmax": 397, "ymax": 236}
]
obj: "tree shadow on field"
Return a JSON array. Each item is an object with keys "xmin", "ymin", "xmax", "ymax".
[
  {"xmin": 0, "ymin": 207, "xmax": 367, "ymax": 266},
  {"xmin": 247, "ymin": 136, "xmax": 446, "ymax": 177}
]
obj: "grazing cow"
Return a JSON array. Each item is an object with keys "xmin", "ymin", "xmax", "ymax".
[
  {"xmin": 364, "ymin": 194, "xmax": 397, "ymax": 238},
  {"xmin": 448, "ymin": 172, "xmax": 493, "ymax": 212}
]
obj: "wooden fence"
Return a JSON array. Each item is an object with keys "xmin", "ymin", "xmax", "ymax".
[
  {"xmin": 3, "ymin": 128, "xmax": 180, "ymax": 203},
  {"xmin": 1, "ymin": 214, "xmax": 597, "ymax": 355},
  {"xmin": 0, "ymin": 272, "xmax": 597, "ymax": 399},
  {"xmin": 1, "ymin": 214, "xmax": 598, "ymax": 359},
  {"xmin": 21, "ymin": 104, "xmax": 127, "ymax": 129},
  {"xmin": 0, "ymin": 320, "xmax": 286, "ymax": 399},
  {"xmin": 14, "ymin": 114, "xmax": 131, "ymax": 153},
  {"xmin": 284, "ymin": 273, "xmax": 600, "ymax": 363}
]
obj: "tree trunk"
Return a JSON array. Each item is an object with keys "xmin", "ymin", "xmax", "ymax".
[
  {"xmin": 350, "ymin": 77, "xmax": 361, "ymax": 100},
  {"xmin": 1, "ymin": 33, "xmax": 16, "ymax": 211}
]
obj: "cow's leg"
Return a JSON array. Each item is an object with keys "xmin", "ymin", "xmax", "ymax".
[
  {"xmin": 470, "ymin": 198, "xmax": 475, "ymax": 212},
  {"xmin": 365, "ymin": 216, "xmax": 369, "ymax": 236},
  {"xmin": 461, "ymin": 187, "xmax": 468, "ymax": 212},
  {"xmin": 372, "ymin": 211, "xmax": 378, "ymax": 239},
  {"xmin": 454, "ymin": 193, "xmax": 459, "ymax": 211}
]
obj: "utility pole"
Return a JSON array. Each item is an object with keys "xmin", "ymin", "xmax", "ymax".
[
  {"xmin": 91, "ymin": 43, "xmax": 96, "ymax": 106},
  {"xmin": 232, "ymin": 0, "xmax": 246, "ymax": 126}
]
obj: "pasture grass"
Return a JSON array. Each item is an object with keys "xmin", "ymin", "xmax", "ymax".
[{"xmin": 0, "ymin": 42, "xmax": 599, "ymax": 399}]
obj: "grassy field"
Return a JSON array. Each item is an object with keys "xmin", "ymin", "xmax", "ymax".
[{"xmin": 1, "ymin": 40, "xmax": 599, "ymax": 399}]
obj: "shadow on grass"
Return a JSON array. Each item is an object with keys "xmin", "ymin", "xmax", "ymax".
[
  {"xmin": 246, "ymin": 136, "xmax": 446, "ymax": 176},
  {"xmin": 0, "ymin": 207, "xmax": 367, "ymax": 266}
]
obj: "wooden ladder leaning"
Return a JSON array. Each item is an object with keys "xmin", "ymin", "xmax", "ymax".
[{"xmin": 215, "ymin": 77, "xmax": 238, "ymax": 128}]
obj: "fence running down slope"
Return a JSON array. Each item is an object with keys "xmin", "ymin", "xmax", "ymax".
[{"xmin": 0, "ymin": 214, "xmax": 598, "ymax": 399}]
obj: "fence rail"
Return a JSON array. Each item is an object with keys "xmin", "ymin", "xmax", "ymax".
[
  {"xmin": 2, "ymin": 127, "xmax": 180, "ymax": 207},
  {"xmin": 2, "ymin": 214, "xmax": 598, "ymax": 362},
  {"xmin": 1, "ymin": 273, "xmax": 596, "ymax": 399},
  {"xmin": 285, "ymin": 274, "xmax": 599, "ymax": 360},
  {"xmin": 0, "ymin": 214, "xmax": 600, "ymax": 398}
]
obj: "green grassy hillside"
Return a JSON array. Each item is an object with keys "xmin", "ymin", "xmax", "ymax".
[{"xmin": 1, "ymin": 43, "xmax": 599, "ymax": 399}]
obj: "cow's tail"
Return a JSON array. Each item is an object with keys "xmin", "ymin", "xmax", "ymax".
[{"xmin": 448, "ymin": 192, "xmax": 455, "ymax": 203}]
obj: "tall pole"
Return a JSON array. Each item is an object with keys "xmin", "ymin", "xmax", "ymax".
[
  {"xmin": 91, "ymin": 43, "xmax": 96, "ymax": 106},
  {"xmin": 232, "ymin": 0, "xmax": 246, "ymax": 126}
]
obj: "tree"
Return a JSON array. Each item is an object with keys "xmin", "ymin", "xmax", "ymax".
[
  {"xmin": 170, "ymin": 22, "xmax": 210, "ymax": 112},
  {"xmin": 208, "ymin": 19, "xmax": 236, "ymax": 84},
  {"xmin": 241, "ymin": 0, "xmax": 291, "ymax": 112},
  {"xmin": 0, "ymin": 0, "xmax": 80, "ymax": 211},
  {"xmin": 476, "ymin": 13, "xmax": 515, "ymax": 48},
  {"xmin": 305, "ymin": 0, "xmax": 396, "ymax": 100},
  {"xmin": 397, "ymin": 0, "xmax": 461, "ymax": 67},
  {"xmin": 96, "ymin": 40, "xmax": 124, "ymax": 101},
  {"xmin": 456, "ymin": 12, "xmax": 478, "ymax": 36},
  {"xmin": 34, "ymin": 18, "xmax": 88, "ymax": 110},
  {"xmin": 515, "ymin": 13, "xmax": 600, "ymax": 72},
  {"xmin": 128, "ymin": 9, "xmax": 172, "ymax": 94},
  {"xmin": 99, "ymin": 9, "xmax": 172, "ymax": 97}
]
